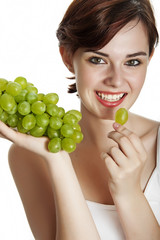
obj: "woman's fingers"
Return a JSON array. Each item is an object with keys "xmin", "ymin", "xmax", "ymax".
[
  {"xmin": 108, "ymin": 146, "xmax": 127, "ymax": 166},
  {"xmin": 0, "ymin": 120, "xmax": 51, "ymax": 156},
  {"xmin": 108, "ymin": 131, "xmax": 135, "ymax": 158},
  {"xmin": 110, "ymin": 123, "xmax": 147, "ymax": 161},
  {"xmin": 102, "ymin": 123, "xmax": 147, "ymax": 173},
  {"xmin": 101, "ymin": 152, "xmax": 118, "ymax": 177},
  {"xmin": 0, "ymin": 120, "xmax": 18, "ymax": 142},
  {"xmin": 0, "ymin": 120, "xmax": 31, "ymax": 146}
]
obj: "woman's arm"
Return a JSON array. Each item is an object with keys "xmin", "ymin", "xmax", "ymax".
[
  {"xmin": 8, "ymin": 145, "xmax": 57, "ymax": 240},
  {"xmin": 45, "ymin": 151, "xmax": 100, "ymax": 240},
  {"xmin": 103, "ymin": 123, "xmax": 160, "ymax": 240},
  {"xmin": 1, "ymin": 121, "xmax": 100, "ymax": 240},
  {"xmin": 114, "ymin": 190, "xmax": 160, "ymax": 240}
]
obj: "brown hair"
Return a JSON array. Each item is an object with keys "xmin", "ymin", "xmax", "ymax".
[{"xmin": 56, "ymin": 0, "xmax": 159, "ymax": 93}]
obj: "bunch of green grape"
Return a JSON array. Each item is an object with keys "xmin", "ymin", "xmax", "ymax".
[{"xmin": 0, "ymin": 77, "xmax": 83, "ymax": 153}]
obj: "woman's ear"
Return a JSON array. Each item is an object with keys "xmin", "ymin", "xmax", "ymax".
[{"xmin": 59, "ymin": 46, "xmax": 74, "ymax": 73}]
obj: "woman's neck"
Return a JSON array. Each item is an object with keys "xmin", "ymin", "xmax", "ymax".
[{"xmin": 79, "ymin": 104, "xmax": 116, "ymax": 151}]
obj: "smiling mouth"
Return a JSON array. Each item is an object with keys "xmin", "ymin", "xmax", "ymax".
[{"xmin": 96, "ymin": 91, "xmax": 127, "ymax": 102}]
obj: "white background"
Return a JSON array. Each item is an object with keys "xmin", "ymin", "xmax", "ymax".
[{"xmin": 0, "ymin": 0, "xmax": 159, "ymax": 239}]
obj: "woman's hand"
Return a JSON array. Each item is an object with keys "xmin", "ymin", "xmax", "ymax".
[
  {"xmin": 0, "ymin": 123, "xmax": 100, "ymax": 239},
  {"xmin": 0, "ymin": 120, "xmax": 69, "ymax": 161},
  {"xmin": 102, "ymin": 122, "xmax": 147, "ymax": 201}
]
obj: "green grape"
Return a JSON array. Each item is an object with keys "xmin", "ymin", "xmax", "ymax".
[
  {"xmin": 43, "ymin": 93, "xmax": 59, "ymax": 105},
  {"xmin": 17, "ymin": 120, "xmax": 28, "ymax": 133},
  {"xmin": 66, "ymin": 110, "xmax": 82, "ymax": 122},
  {"xmin": 31, "ymin": 101, "xmax": 46, "ymax": 115},
  {"xmin": 36, "ymin": 113, "xmax": 50, "ymax": 127},
  {"xmin": 26, "ymin": 85, "xmax": 38, "ymax": 94},
  {"xmin": 0, "ymin": 76, "xmax": 83, "ymax": 154},
  {"xmin": 0, "ymin": 111, "xmax": 9, "ymax": 123},
  {"xmin": 49, "ymin": 116, "xmax": 63, "ymax": 130},
  {"xmin": 71, "ymin": 130, "xmax": 84, "ymax": 143},
  {"xmin": 48, "ymin": 138, "xmax": 61, "ymax": 153},
  {"xmin": 16, "ymin": 111, "xmax": 23, "ymax": 120},
  {"xmin": 57, "ymin": 107, "xmax": 65, "ymax": 118},
  {"xmin": 61, "ymin": 138, "xmax": 76, "ymax": 153},
  {"xmin": 63, "ymin": 113, "xmax": 78, "ymax": 126},
  {"xmin": 46, "ymin": 103, "xmax": 59, "ymax": 116},
  {"xmin": 30, "ymin": 125, "xmax": 47, "ymax": 137},
  {"xmin": 27, "ymin": 82, "xmax": 34, "ymax": 86},
  {"xmin": 6, "ymin": 82, "xmax": 22, "ymax": 96},
  {"xmin": 0, "ymin": 78, "xmax": 8, "ymax": 91},
  {"xmin": 14, "ymin": 76, "xmax": 27, "ymax": 89},
  {"xmin": 115, "ymin": 108, "xmax": 128, "ymax": 125},
  {"xmin": 72, "ymin": 123, "xmax": 81, "ymax": 132},
  {"xmin": 18, "ymin": 101, "xmax": 31, "ymax": 115},
  {"xmin": 7, "ymin": 114, "xmax": 18, "ymax": 128},
  {"xmin": 7, "ymin": 103, "xmax": 18, "ymax": 114},
  {"xmin": 37, "ymin": 93, "xmax": 45, "ymax": 101},
  {"xmin": 0, "ymin": 93, "xmax": 16, "ymax": 111},
  {"xmin": 61, "ymin": 124, "xmax": 74, "ymax": 138},
  {"xmin": 47, "ymin": 126, "xmax": 60, "ymax": 139},
  {"xmin": 26, "ymin": 92, "xmax": 38, "ymax": 104},
  {"xmin": 22, "ymin": 114, "xmax": 36, "ymax": 130},
  {"xmin": 14, "ymin": 89, "xmax": 28, "ymax": 103},
  {"xmin": 0, "ymin": 106, "xmax": 3, "ymax": 115}
]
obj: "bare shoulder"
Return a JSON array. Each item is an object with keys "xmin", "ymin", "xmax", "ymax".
[
  {"xmin": 129, "ymin": 112, "xmax": 159, "ymax": 138},
  {"xmin": 8, "ymin": 144, "xmax": 56, "ymax": 239}
]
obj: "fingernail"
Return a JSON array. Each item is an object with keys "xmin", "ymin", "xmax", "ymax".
[
  {"xmin": 101, "ymin": 152, "xmax": 107, "ymax": 160},
  {"xmin": 113, "ymin": 122, "xmax": 121, "ymax": 129}
]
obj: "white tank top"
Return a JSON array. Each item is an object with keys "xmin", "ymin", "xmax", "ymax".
[{"xmin": 86, "ymin": 127, "xmax": 160, "ymax": 240}]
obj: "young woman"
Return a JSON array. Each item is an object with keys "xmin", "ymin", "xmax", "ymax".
[{"xmin": 0, "ymin": 0, "xmax": 160, "ymax": 239}]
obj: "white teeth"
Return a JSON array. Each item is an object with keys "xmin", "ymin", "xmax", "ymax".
[
  {"xmin": 108, "ymin": 94, "xmax": 112, "ymax": 100},
  {"xmin": 97, "ymin": 92, "xmax": 125, "ymax": 102}
]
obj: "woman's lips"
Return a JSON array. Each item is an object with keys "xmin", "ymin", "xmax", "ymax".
[{"xmin": 95, "ymin": 91, "xmax": 127, "ymax": 107}]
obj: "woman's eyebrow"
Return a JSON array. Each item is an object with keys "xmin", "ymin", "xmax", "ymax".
[
  {"xmin": 84, "ymin": 49, "xmax": 147, "ymax": 58},
  {"xmin": 126, "ymin": 52, "xmax": 147, "ymax": 58},
  {"xmin": 84, "ymin": 49, "xmax": 109, "ymax": 57}
]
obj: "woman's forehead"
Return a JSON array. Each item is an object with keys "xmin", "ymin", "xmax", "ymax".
[
  {"xmin": 100, "ymin": 20, "xmax": 149, "ymax": 53},
  {"xmin": 73, "ymin": 19, "xmax": 149, "ymax": 58}
]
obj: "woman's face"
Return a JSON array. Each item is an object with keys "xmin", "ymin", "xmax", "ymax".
[{"xmin": 71, "ymin": 19, "xmax": 151, "ymax": 119}]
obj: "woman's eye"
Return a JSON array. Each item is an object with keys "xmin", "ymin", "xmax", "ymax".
[
  {"xmin": 125, "ymin": 59, "xmax": 141, "ymax": 67},
  {"xmin": 89, "ymin": 57, "xmax": 105, "ymax": 64}
]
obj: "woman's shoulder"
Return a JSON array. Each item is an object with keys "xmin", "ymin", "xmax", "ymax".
[
  {"xmin": 128, "ymin": 112, "xmax": 159, "ymax": 138},
  {"xmin": 128, "ymin": 113, "xmax": 159, "ymax": 166}
]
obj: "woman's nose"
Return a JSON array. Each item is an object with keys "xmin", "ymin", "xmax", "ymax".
[{"xmin": 103, "ymin": 66, "xmax": 124, "ymax": 88}]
